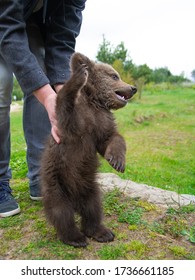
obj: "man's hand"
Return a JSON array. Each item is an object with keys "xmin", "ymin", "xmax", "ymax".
[
  {"xmin": 34, "ymin": 84, "xmax": 60, "ymax": 143},
  {"xmin": 54, "ymin": 84, "xmax": 64, "ymax": 93},
  {"xmin": 43, "ymin": 93, "xmax": 60, "ymax": 144}
]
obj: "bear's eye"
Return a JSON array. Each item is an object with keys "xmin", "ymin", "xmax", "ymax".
[{"xmin": 111, "ymin": 74, "xmax": 119, "ymax": 81}]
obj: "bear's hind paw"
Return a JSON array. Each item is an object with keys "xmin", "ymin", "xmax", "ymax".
[
  {"xmin": 66, "ymin": 239, "xmax": 88, "ymax": 248},
  {"xmin": 60, "ymin": 232, "xmax": 88, "ymax": 248},
  {"xmin": 91, "ymin": 226, "xmax": 115, "ymax": 243}
]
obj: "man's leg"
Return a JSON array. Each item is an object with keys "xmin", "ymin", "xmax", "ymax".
[
  {"xmin": 0, "ymin": 56, "xmax": 20, "ymax": 217},
  {"xmin": 23, "ymin": 18, "xmax": 51, "ymax": 200}
]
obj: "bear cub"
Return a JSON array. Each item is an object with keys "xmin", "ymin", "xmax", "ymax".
[{"xmin": 41, "ymin": 53, "xmax": 137, "ymax": 247}]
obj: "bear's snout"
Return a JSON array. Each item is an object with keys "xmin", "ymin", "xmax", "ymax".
[
  {"xmin": 115, "ymin": 85, "xmax": 137, "ymax": 103},
  {"xmin": 131, "ymin": 86, "xmax": 137, "ymax": 95}
]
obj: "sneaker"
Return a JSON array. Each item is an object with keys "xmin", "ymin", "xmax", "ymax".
[
  {"xmin": 30, "ymin": 182, "xmax": 42, "ymax": 201},
  {"xmin": 0, "ymin": 182, "xmax": 20, "ymax": 218}
]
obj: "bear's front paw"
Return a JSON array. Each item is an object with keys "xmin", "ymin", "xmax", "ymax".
[
  {"xmin": 74, "ymin": 64, "xmax": 88, "ymax": 88},
  {"xmin": 105, "ymin": 152, "xmax": 125, "ymax": 173}
]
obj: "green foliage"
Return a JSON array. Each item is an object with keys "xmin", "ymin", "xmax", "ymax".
[
  {"xmin": 132, "ymin": 64, "xmax": 153, "ymax": 83},
  {"xmin": 150, "ymin": 67, "xmax": 171, "ymax": 83},
  {"xmin": 103, "ymin": 188, "xmax": 123, "ymax": 215},
  {"xmin": 118, "ymin": 207, "xmax": 144, "ymax": 225},
  {"xmin": 168, "ymin": 246, "xmax": 191, "ymax": 258},
  {"xmin": 182, "ymin": 227, "xmax": 195, "ymax": 243},
  {"xmin": 97, "ymin": 240, "xmax": 149, "ymax": 260},
  {"xmin": 96, "ymin": 35, "xmax": 129, "ymax": 65},
  {"xmin": 96, "ymin": 37, "xmax": 189, "ymax": 85},
  {"xmin": 167, "ymin": 204, "xmax": 195, "ymax": 215},
  {"xmin": 150, "ymin": 204, "xmax": 195, "ymax": 243},
  {"xmin": 104, "ymin": 189, "xmax": 151, "ymax": 226},
  {"xmin": 97, "ymin": 243, "xmax": 128, "ymax": 260},
  {"xmin": 127, "ymin": 240, "xmax": 149, "ymax": 259}
]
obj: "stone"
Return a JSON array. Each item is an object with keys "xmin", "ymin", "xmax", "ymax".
[{"xmin": 97, "ymin": 173, "xmax": 195, "ymax": 208}]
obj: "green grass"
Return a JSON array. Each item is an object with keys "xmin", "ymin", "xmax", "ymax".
[
  {"xmin": 1, "ymin": 85, "xmax": 194, "ymax": 260},
  {"xmin": 1, "ymin": 185, "xmax": 195, "ymax": 260},
  {"xmin": 10, "ymin": 108, "xmax": 27, "ymax": 179},
  {"xmin": 10, "ymin": 86, "xmax": 195, "ymax": 195},
  {"xmin": 99, "ymin": 86, "xmax": 195, "ymax": 195}
]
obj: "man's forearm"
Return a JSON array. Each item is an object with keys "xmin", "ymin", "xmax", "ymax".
[
  {"xmin": 34, "ymin": 84, "xmax": 60, "ymax": 143},
  {"xmin": 33, "ymin": 84, "xmax": 56, "ymax": 107}
]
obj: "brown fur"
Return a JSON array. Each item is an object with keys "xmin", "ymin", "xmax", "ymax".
[{"xmin": 41, "ymin": 53, "xmax": 137, "ymax": 247}]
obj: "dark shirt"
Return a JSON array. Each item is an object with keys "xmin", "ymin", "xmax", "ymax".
[{"xmin": 0, "ymin": 0, "xmax": 86, "ymax": 95}]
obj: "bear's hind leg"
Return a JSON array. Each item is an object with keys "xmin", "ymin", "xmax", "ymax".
[
  {"xmin": 79, "ymin": 189, "xmax": 115, "ymax": 243},
  {"xmin": 44, "ymin": 195, "xmax": 88, "ymax": 248}
]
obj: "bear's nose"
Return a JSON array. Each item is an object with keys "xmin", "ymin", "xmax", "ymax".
[{"xmin": 131, "ymin": 86, "xmax": 137, "ymax": 94}]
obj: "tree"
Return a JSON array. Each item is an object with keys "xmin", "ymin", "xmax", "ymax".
[
  {"xmin": 96, "ymin": 36, "xmax": 129, "ymax": 64},
  {"xmin": 132, "ymin": 64, "xmax": 153, "ymax": 83},
  {"xmin": 150, "ymin": 67, "xmax": 171, "ymax": 83},
  {"xmin": 96, "ymin": 35, "xmax": 113, "ymax": 64},
  {"xmin": 112, "ymin": 42, "xmax": 128, "ymax": 63}
]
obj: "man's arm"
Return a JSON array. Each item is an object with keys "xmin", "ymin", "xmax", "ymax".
[
  {"xmin": 44, "ymin": 0, "xmax": 86, "ymax": 85},
  {"xmin": 0, "ymin": 0, "xmax": 49, "ymax": 95},
  {"xmin": 33, "ymin": 84, "xmax": 60, "ymax": 143}
]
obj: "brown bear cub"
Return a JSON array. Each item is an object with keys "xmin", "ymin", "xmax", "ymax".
[{"xmin": 41, "ymin": 53, "xmax": 137, "ymax": 247}]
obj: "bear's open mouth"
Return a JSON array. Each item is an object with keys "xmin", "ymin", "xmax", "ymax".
[{"xmin": 115, "ymin": 89, "xmax": 131, "ymax": 102}]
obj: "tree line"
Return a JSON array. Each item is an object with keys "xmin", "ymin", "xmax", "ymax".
[{"xmin": 96, "ymin": 36, "xmax": 189, "ymax": 85}]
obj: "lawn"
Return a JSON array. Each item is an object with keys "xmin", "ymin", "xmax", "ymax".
[
  {"xmin": 101, "ymin": 85, "xmax": 195, "ymax": 195},
  {"xmin": 0, "ymin": 85, "xmax": 194, "ymax": 260},
  {"xmin": 0, "ymin": 187, "xmax": 195, "ymax": 260},
  {"xmin": 10, "ymin": 85, "xmax": 195, "ymax": 195}
]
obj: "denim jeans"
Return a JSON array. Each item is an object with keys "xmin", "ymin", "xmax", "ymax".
[{"xmin": 0, "ymin": 18, "xmax": 51, "ymax": 187}]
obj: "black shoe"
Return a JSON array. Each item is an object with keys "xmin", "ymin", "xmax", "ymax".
[
  {"xmin": 30, "ymin": 182, "xmax": 42, "ymax": 201},
  {"xmin": 0, "ymin": 182, "xmax": 20, "ymax": 218}
]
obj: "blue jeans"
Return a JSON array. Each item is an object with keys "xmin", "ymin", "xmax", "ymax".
[{"xmin": 0, "ymin": 19, "xmax": 51, "ymax": 187}]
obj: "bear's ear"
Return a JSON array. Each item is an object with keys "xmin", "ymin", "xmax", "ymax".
[{"xmin": 70, "ymin": 52, "xmax": 94, "ymax": 73}]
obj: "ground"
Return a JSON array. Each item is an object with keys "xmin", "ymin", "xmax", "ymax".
[{"xmin": 0, "ymin": 178, "xmax": 194, "ymax": 260}]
